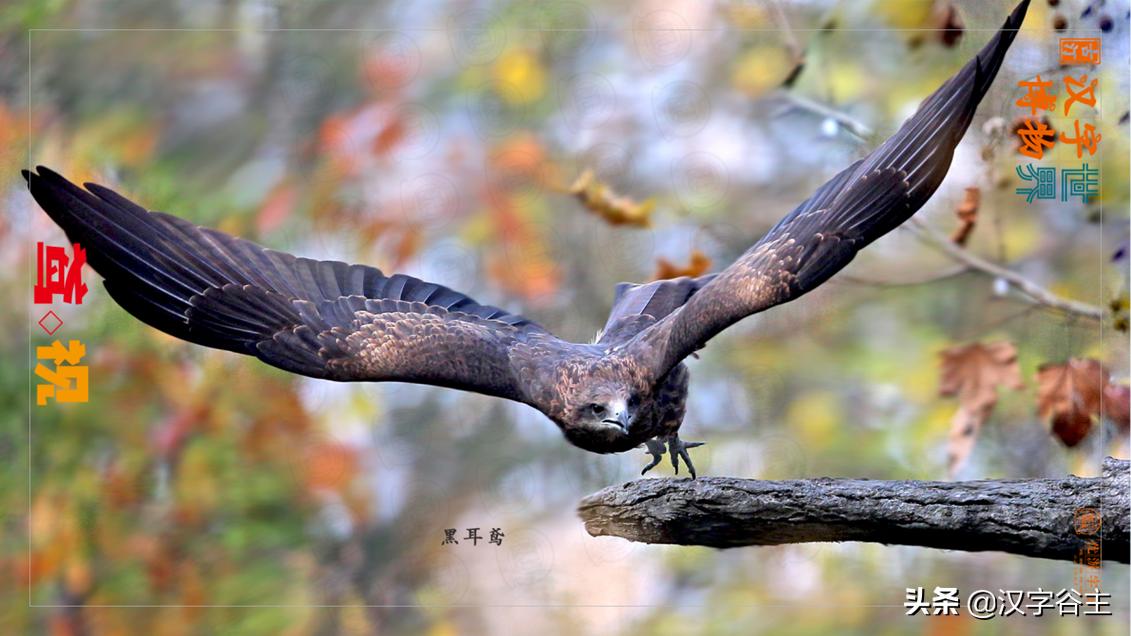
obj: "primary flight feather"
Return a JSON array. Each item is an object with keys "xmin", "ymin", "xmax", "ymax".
[{"xmin": 26, "ymin": 0, "xmax": 1030, "ymax": 478}]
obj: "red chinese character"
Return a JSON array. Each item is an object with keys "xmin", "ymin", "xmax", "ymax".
[
  {"xmin": 1060, "ymin": 120, "xmax": 1101, "ymax": 158},
  {"xmin": 1016, "ymin": 76, "xmax": 1056, "ymax": 117},
  {"xmin": 1063, "ymin": 75, "xmax": 1098, "ymax": 115},
  {"xmin": 35, "ymin": 242, "xmax": 88, "ymax": 304},
  {"xmin": 1017, "ymin": 118, "xmax": 1055, "ymax": 159}
]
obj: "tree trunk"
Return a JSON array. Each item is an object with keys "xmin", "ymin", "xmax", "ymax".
[{"xmin": 578, "ymin": 457, "xmax": 1129, "ymax": 563}]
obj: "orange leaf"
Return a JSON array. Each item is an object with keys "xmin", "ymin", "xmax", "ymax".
[
  {"xmin": 950, "ymin": 187, "xmax": 979, "ymax": 246},
  {"xmin": 373, "ymin": 114, "xmax": 404, "ymax": 157},
  {"xmin": 651, "ymin": 250, "xmax": 712, "ymax": 281},
  {"xmin": 296, "ymin": 437, "xmax": 356, "ymax": 490},
  {"xmin": 562, "ymin": 169, "xmax": 654, "ymax": 228},
  {"xmin": 938, "ymin": 341, "xmax": 1024, "ymax": 474},
  {"xmin": 1038, "ymin": 359, "xmax": 1110, "ymax": 446}
]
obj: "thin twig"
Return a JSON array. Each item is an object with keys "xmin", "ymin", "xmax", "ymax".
[
  {"xmin": 839, "ymin": 264, "xmax": 969, "ymax": 287},
  {"xmin": 776, "ymin": 92, "xmax": 873, "ymax": 138},
  {"xmin": 909, "ymin": 218, "xmax": 1106, "ymax": 321},
  {"xmin": 763, "ymin": 0, "xmax": 803, "ymax": 60}
]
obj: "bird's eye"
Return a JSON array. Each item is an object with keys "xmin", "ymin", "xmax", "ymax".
[
  {"xmin": 590, "ymin": 403, "xmax": 606, "ymax": 416},
  {"xmin": 628, "ymin": 394, "xmax": 641, "ymax": 408}
]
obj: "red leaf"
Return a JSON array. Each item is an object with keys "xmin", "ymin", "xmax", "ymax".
[{"xmin": 1037, "ymin": 358, "xmax": 1109, "ymax": 447}]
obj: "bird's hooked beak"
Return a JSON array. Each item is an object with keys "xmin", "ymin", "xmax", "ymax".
[{"xmin": 602, "ymin": 400, "xmax": 632, "ymax": 433}]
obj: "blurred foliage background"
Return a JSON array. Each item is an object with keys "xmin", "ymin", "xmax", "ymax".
[{"xmin": 2, "ymin": 0, "xmax": 1129, "ymax": 634}]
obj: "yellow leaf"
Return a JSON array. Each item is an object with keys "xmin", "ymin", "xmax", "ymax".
[
  {"xmin": 494, "ymin": 49, "xmax": 545, "ymax": 103},
  {"xmin": 561, "ymin": 169, "xmax": 654, "ymax": 228},
  {"xmin": 732, "ymin": 45, "xmax": 796, "ymax": 97}
]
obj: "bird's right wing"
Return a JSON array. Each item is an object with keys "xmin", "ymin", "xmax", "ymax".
[
  {"xmin": 25, "ymin": 167, "xmax": 548, "ymax": 404},
  {"xmin": 624, "ymin": 0, "xmax": 1030, "ymax": 385}
]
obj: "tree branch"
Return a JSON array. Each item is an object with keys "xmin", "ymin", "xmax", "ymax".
[
  {"xmin": 839, "ymin": 263, "xmax": 969, "ymax": 287},
  {"xmin": 579, "ymin": 457, "xmax": 1129, "ymax": 563},
  {"xmin": 909, "ymin": 218, "xmax": 1106, "ymax": 321},
  {"xmin": 776, "ymin": 92, "xmax": 873, "ymax": 138}
]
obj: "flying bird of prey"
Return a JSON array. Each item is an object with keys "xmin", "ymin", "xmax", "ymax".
[{"xmin": 26, "ymin": 1, "xmax": 1029, "ymax": 478}]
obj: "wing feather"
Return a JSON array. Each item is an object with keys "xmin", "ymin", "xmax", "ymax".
[
  {"xmin": 25, "ymin": 167, "xmax": 544, "ymax": 402},
  {"xmin": 626, "ymin": 0, "xmax": 1030, "ymax": 383}
]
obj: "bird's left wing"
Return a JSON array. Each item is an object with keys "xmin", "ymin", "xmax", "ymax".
[
  {"xmin": 625, "ymin": 0, "xmax": 1030, "ymax": 384},
  {"xmin": 25, "ymin": 167, "xmax": 547, "ymax": 404}
]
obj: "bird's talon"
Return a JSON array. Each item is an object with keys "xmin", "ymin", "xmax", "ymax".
[
  {"xmin": 641, "ymin": 438, "xmax": 666, "ymax": 476},
  {"xmin": 640, "ymin": 435, "xmax": 705, "ymax": 479}
]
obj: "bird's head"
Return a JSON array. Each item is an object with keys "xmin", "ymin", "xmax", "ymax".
[{"xmin": 556, "ymin": 365, "xmax": 650, "ymax": 454}]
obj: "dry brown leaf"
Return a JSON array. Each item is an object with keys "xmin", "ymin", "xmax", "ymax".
[
  {"xmin": 1037, "ymin": 358, "xmax": 1109, "ymax": 447},
  {"xmin": 561, "ymin": 169, "xmax": 655, "ymax": 228},
  {"xmin": 1110, "ymin": 294, "xmax": 1129, "ymax": 333},
  {"xmin": 949, "ymin": 187, "xmax": 980, "ymax": 246},
  {"xmin": 938, "ymin": 341, "xmax": 1025, "ymax": 474},
  {"xmin": 935, "ymin": 4, "xmax": 965, "ymax": 48},
  {"xmin": 651, "ymin": 250, "xmax": 712, "ymax": 281}
]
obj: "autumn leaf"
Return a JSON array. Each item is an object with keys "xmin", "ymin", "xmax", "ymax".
[
  {"xmin": 935, "ymin": 4, "xmax": 965, "ymax": 48},
  {"xmin": 873, "ymin": 0, "xmax": 935, "ymax": 48},
  {"xmin": 949, "ymin": 187, "xmax": 979, "ymax": 246},
  {"xmin": 1110, "ymin": 293, "xmax": 1129, "ymax": 333},
  {"xmin": 293, "ymin": 434, "xmax": 356, "ymax": 490},
  {"xmin": 145, "ymin": 539, "xmax": 179, "ymax": 594},
  {"xmin": 561, "ymin": 169, "xmax": 655, "ymax": 228},
  {"xmin": 1037, "ymin": 359, "xmax": 1109, "ymax": 446},
  {"xmin": 374, "ymin": 112, "xmax": 406, "ymax": 157},
  {"xmin": 493, "ymin": 49, "xmax": 546, "ymax": 103},
  {"xmin": 938, "ymin": 341, "xmax": 1025, "ymax": 475},
  {"xmin": 732, "ymin": 45, "xmax": 799, "ymax": 96},
  {"xmin": 64, "ymin": 557, "xmax": 93, "ymax": 597},
  {"xmin": 102, "ymin": 466, "xmax": 144, "ymax": 510},
  {"xmin": 651, "ymin": 250, "xmax": 712, "ymax": 281}
]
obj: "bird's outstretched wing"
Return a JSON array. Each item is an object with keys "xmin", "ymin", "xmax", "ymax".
[
  {"xmin": 25, "ymin": 167, "xmax": 546, "ymax": 403},
  {"xmin": 626, "ymin": 0, "xmax": 1030, "ymax": 384}
]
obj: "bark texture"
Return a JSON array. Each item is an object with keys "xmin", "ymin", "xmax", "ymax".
[{"xmin": 579, "ymin": 457, "xmax": 1129, "ymax": 563}]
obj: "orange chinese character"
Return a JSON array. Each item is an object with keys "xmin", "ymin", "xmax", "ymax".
[
  {"xmin": 1063, "ymin": 75, "xmax": 1098, "ymax": 115},
  {"xmin": 1060, "ymin": 120, "xmax": 1101, "ymax": 158},
  {"xmin": 1075, "ymin": 508, "xmax": 1101, "ymax": 535},
  {"xmin": 1060, "ymin": 38, "xmax": 1101, "ymax": 65},
  {"xmin": 1016, "ymin": 76, "xmax": 1056, "ymax": 116},
  {"xmin": 35, "ymin": 340, "xmax": 88, "ymax": 405},
  {"xmin": 1017, "ymin": 118, "xmax": 1055, "ymax": 159}
]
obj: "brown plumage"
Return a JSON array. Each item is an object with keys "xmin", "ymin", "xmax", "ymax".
[{"xmin": 25, "ymin": 0, "xmax": 1029, "ymax": 478}]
